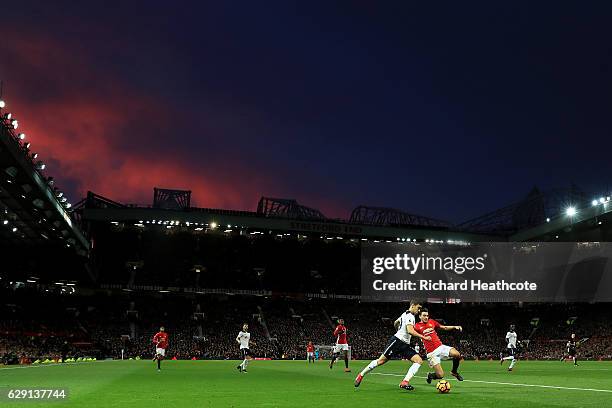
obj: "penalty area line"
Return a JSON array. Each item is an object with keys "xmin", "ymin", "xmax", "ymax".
[{"xmin": 371, "ymin": 372, "xmax": 612, "ymax": 393}]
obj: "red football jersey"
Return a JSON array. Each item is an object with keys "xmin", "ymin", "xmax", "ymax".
[
  {"xmin": 307, "ymin": 344, "xmax": 314, "ymax": 353},
  {"xmin": 334, "ymin": 324, "xmax": 348, "ymax": 344},
  {"xmin": 414, "ymin": 319, "xmax": 442, "ymax": 353},
  {"xmin": 153, "ymin": 332, "xmax": 169, "ymax": 349}
]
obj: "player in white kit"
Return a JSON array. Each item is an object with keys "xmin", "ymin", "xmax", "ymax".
[
  {"xmin": 500, "ymin": 324, "xmax": 518, "ymax": 371},
  {"xmin": 354, "ymin": 300, "xmax": 429, "ymax": 391},
  {"xmin": 236, "ymin": 323, "xmax": 256, "ymax": 373}
]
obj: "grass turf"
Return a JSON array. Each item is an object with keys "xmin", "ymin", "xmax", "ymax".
[{"xmin": 1, "ymin": 360, "xmax": 611, "ymax": 407}]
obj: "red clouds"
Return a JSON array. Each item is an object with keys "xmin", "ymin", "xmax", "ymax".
[
  {"xmin": 0, "ymin": 30, "xmax": 272, "ymax": 212},
  {"xmin": 0, "ymin": 25, "xmax": 349, "ymax": 218}
]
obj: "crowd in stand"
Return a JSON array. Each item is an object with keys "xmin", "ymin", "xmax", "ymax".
[
  {"xmin": 4, "ymin": 225, "xmax": 611, "ymax": 365},
  {"xmin": 2, "ymin": 289, "xmax": 612, "ymax": 365}
]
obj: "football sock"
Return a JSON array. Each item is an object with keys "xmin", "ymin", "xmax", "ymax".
[
  {"xmin": 509, "ymin": 357, "xmax": 516, "ymax": 369},
  {"xmin": 157, "ymin": 359, "xmax": 161, "ymax": 370},
  {"xmin": 403, "ymin": 362, "xmax": 421, "ymax": 382},
  {"xmin": 502, "ymin": 356, "xmax": 513, "ymax": 360},
  {"xmin": 360, "ymin": 360, "xmax": 379, "ymax": 376},
  {"xmin": 344, "ymin": 355, "xmax": 349, "ymax": 369},
  {"xmin": 452, "ymin": 357, "xmax": 460, "ymax": 373}
]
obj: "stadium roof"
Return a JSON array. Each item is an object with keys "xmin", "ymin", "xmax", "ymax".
[
  {"xmin": 0, "ymin": 100, "xmax": 89, "ymax": 254},
  {"xmin": 76, "ymin": 185, "xmax": 612, "ymax": 244},
  {"xmin": 76, "ymin": 191, "xmax": 495, "ymax": 242}
]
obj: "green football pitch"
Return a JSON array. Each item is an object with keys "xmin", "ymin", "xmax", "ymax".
[{"xmin": 1, "ymin": 360, "xmax": 611, "ymax": 407}]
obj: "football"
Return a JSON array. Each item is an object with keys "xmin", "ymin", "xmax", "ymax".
[{"xmin": 436, "ymin": 380, "xmax": 451, "ymax": 393}]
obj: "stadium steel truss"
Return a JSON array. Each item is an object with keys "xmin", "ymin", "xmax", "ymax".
[
  {"xmin": 153, "ymin": 188, "xmax": 191, "ymax": 210},
  {"xmin": 73, "ymin": 192, "xmax": 127, "ymax": 211},
  {"xmin": 257, "ymin": 197, "xmax": 326, "ymax": 220},
  {"xmin": 458, "ymin": 186, "xmax": 590, "ymax": 234},
  {"xmin": 349, "ymin": 206, "xmax": 451, "ymax": 229},
  {"xmin": 73, "ymin": 183, "xmax": 612, "ymax": 244}
]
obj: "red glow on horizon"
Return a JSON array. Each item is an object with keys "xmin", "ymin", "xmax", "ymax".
[{"xmin": 0, "ymin": 28, "xmax": 349, "ymax": 218}]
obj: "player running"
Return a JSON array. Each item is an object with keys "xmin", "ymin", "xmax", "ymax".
[
  {"xmin": 329, "ymin": 318, "xmax": 350, "ymax": 372},
  {"xmin": 236, "ymin": 323, "xmax": 256, "ymax": 373},
  {"xmin": 562, "ymin": 333, "xmax": 579, "ymax": 366},
  {"xmin": 354, "ymin": 300, "xmax": 427, "ymax": 391},
  {"xmin": 307, "ymin": 341, "xmax": 315, "ymax": 364},
  {"xmin": 413, "ymin": 308, "xmax": 464, "ymax": 383},
  {"xmin": 500, "ymin": 324, "xmax": 518, "ymax": 371},
  {"xmin": 152, "ymin": 326, "xmax": 168, "ymax": 372}
]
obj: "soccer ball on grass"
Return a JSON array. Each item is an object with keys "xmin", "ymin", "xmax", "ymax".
[{"xmin": 436, "ymin": 380, "xmax": 451, "ymax": 393}]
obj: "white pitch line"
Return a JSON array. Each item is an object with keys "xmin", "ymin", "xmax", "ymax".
[
  {"xmin": 372, "ymin": 372, "xmax": 612, "ymax": 393},
  {"xmin": 0, "ymin": 360, "xmax": 117, "ymax": 371}
]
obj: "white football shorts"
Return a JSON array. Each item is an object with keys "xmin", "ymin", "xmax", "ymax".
[
  {"xmin": 426, "ymin": 344, "xmax": 452, "ymax": 367},
  {"xmin": 334, "ymin": 343, "xmax": 349, "ymax": 352}
]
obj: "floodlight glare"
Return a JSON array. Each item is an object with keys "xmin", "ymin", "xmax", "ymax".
[
  {"xmin": 0, "ymin": 100, "xmax": 5, "ymax": 108},
  {"xmin": 11, "ymin": 120, "xmax": 18, "ymax": 129},
  {"xmin": 18, "ymin": 133, "xmax": 25, "ymax": 140},
  {"xmin": 592, "ymin": 200, "xmax": 599, "ymax": 206},
  {"xmin": 565, "ymin": 207, "xmax": 577, "ymax": 217},
  {"xmin": 600, "ymin": 197, "xmax": 606, "ymax": 204}
]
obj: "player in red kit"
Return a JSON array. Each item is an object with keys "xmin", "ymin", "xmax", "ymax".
[
  {"xmin": 306, "ymin": 341, "xmax": 315, "ymax": 364},
  {"xmin": 329, "ymin": 318, "xmax": 350, "ymax": 372},
  {"xmin": 152, "ymin": 326, "xmax": 169, "ymax": 372},
  {"xmin": 413, "ymin": 308, "xmax": 464, "ymax": 383}
]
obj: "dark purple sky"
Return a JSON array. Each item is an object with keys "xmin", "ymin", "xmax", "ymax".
[{"xmin": 1, "ymin": 1, "xmax": 611, "ymax": 222}]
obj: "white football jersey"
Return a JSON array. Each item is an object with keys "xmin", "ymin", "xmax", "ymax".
[
  {"xmin": 394, "ymin": 311, "xmax": 415, "ymax": 344},
  {"xmin": 506, "ymin": 331, "xmax": 517, "ymax": 348},
  {"xmin": 237, "ymin": 331, "xmax": 250, "ymax": 349}
]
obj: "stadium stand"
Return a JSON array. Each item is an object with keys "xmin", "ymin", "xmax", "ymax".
[
  {"xmin": 3, "ymin": 112, "xmax": 612, "ymax": 366},
  {"xmin": 2, "ymin": 287, "xmax": 611, "ymax": 364}
]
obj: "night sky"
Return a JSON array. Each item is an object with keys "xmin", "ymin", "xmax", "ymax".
[{"xmin": 1, "ymin": 1, "xmax": 611, "ymax": 222}]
